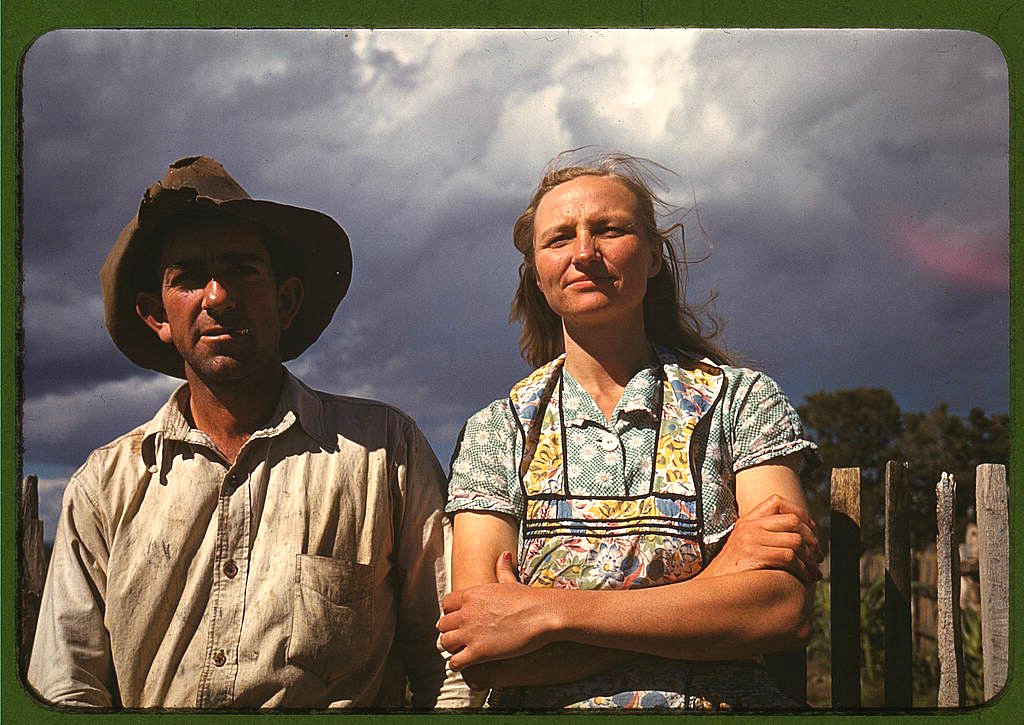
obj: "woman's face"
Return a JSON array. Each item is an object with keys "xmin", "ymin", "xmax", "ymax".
[{"xmin": 532, "ymin": 174, "xmax": 661, "ymax": 328}]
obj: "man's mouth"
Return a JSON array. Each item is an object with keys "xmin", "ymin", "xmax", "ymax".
[{"xmin": 201, "ymin": 326, "xmax": 250, "ymax": 340}]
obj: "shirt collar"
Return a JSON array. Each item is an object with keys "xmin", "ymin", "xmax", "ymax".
[
  {"xmin": 140, "ymin": 369, "xmax": 330, "ymax": 467},
  {"xmin": 561, "ymin": 364, "xmax": 661, "ymax": 428}
]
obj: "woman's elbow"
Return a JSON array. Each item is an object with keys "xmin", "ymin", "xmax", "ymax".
[{"xmin": 766, "ymin": 571, "xmax": 815, "ymax": 649}]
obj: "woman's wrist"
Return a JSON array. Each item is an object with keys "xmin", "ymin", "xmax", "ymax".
[{"xmin": 533, "ymin": 587, "xmax": 577, "ymax": 647}]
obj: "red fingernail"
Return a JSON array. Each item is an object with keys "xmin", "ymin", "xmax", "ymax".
[{"xmin": 503, "ymin": 551, "xmax": 513, "ymax": 562}]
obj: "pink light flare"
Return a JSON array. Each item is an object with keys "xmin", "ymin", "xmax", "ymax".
[{"xmin": 885, "ymin": 214, "xmax": 1008, "ymax": 291}]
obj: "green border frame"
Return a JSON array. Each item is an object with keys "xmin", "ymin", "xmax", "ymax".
[{"xmin": 2, "ymin": 1, "xmax": 1020, "ymax": 723}]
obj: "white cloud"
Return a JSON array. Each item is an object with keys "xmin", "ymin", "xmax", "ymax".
[
  {"xmin": 19, "ymin": 28, "xmax": 1010, "ymax": 478},
  {"xmin": 24, "ymin": 374, "xmax": 180, "ymax": 445}
]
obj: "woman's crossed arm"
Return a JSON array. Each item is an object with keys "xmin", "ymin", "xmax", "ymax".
[{"xmin": 441, "ymin": 455, "xmax": 820, "ymax": 688}]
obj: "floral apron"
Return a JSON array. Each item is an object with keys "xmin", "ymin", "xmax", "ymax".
[
  {"xmin": 491, "ymin": 348, "xmax": 792, "ymax": 709},
  {"xmin": 509, "ymin": 348, "xmax": 722, "ymax": 590}
]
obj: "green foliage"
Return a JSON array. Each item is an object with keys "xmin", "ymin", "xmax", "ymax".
[
  {"xmin": 961, "ymin": 607, "xmax": 985, "ymax": 705},
  {"xmin": 806, "ymin": 577, "xmax": 987, "ymax": 707},
  {"xmin": 859, "ymin": 577, "xmax": 886, "ymax": 681}
]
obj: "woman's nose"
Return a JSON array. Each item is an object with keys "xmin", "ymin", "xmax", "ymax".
[{"xmin": 573, "ymin": 231, "xmax": 600, "ymax": 265}]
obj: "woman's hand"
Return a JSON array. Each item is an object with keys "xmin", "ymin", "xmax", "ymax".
[
  {"xmin": 438, "ymin": 552, "xmax": 555, "ymax": 671},
  {"xmin": 702, "ymin": 493, "xmax": 824, "ymax": 583}
]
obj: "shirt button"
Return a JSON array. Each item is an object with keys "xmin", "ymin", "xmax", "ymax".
[
  {"xmin": 599, "ymin": 434, "xmax": 618, "ymax": 452},
  {"xmin": 213, "ymin": 650, "xmax": 227, "ymax": 667},
  {"xmin": 224, "ymin": 560, "xmax": 238, "ymax": 578}
]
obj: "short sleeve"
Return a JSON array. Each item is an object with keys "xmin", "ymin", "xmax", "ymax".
[
  {"xmin": 724, "ymin": 369, "xmax": 820, "ymax": 474},
  {"xmin": 446, "ymin": 399, "xmax": 522, "ymax": 518}
]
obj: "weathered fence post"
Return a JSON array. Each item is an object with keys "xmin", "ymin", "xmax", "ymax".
[
  {"xmin": 935, "ymin": 473, "xmax": 965, "ymax": 706},
  {"xmin": 976, "ymin": 463, "xmax": 1009, "ymax": 701},
  {"xmin": 831, "ymin": 467, "xmax": 861, "ymax": 708},
  {"xmin": 19, "ymin": 475, "xmax": 47, "ymax": 676},
  {"xmin": 884, "ymin": 460, "xmax": 912, "ymax": 707}
]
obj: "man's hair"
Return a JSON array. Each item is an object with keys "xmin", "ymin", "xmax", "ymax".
[
  {"xmin": 134, "ymin": 211, "xmax": 298, "ymax": 296},
  {"xmin": 510, "ymin": 149, "xmax": 731, "ymax": 368}
]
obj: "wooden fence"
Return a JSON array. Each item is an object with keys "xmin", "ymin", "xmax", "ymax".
[
  {"xmin": 797, "ymin": 462, "xmax": 1009, "ymax": 708},
  {"xmin": 17, "ymin": 464, "xmax": 1011, "ymax": 708}
]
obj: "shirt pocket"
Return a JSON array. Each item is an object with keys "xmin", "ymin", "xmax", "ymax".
[{"xmin": 286, "ymin": 554, "xmax": 374, "ymax": 683}]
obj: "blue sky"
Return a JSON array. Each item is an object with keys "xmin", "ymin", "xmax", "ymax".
[{"xmin": 19, "ymin": 29, "xmax": 1009, "ymax": 539}]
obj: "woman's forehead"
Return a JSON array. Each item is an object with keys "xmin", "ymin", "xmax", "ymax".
[{"xmin": 536, "ymin": 175, "xmax": 641, "ymax": 222}]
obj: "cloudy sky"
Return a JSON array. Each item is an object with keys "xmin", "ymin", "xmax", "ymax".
[{"xmin": 20, "ymin": 29, "xmax": 1009, "ymax": 539}]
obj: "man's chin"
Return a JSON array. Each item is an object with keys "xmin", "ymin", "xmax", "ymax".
[{"xmin": 184, "ymin": 356, "xmax": 277, "ymax": 386}]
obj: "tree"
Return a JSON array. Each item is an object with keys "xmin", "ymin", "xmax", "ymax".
[
  {"xmin": 798, "ymin": 389, "xmax": 1009, "ymax": 552},
  {"xmin": 797, "ymin": 388, "xmax": 903, "ymax": 553},
  {"xmin": 899, "ymin": 406, "xmax": 1009, "ymax": 545}
]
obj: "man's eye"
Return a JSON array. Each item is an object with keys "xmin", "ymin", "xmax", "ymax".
[{"xmin": 167, "ymin": 272, "xmax": 202, "ymax": 288}]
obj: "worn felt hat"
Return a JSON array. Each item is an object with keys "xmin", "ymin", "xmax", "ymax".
[{"xmin": 100, "ymin": 155, "xmax": 352, "ymax": 378}]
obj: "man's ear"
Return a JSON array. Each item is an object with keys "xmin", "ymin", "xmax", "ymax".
[
  {"xmin": 136, "ymin": 292, "xmax": 174, "ymax": 344},
  {"xmin": 276, "ymin": 276, "xmax": 304, "ymax": 330}
]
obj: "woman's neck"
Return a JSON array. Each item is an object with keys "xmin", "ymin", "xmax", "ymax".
[{"xmin": 561, "ymin": 319, "xmax": 656, "ymax": 420}]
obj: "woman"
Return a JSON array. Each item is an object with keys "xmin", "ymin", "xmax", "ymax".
[{"xmin": 439, "ymin": 152, "xmax": 822, "ymax": 710}]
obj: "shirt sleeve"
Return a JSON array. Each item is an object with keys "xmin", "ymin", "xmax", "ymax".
[
  {"xmin": 391, "ymin": 418, "xmax": 482, "ymax": 708},
  {"xmin": 724, "ymin": 368, "xmax": 820, "ymax": 473},
  {"xmin": 445, "ymin": 400, "xmax": 521, "ymax": 518},
  {"xmin": 27, "ymin": 474, "xmax": 116, "ymax": 707}
]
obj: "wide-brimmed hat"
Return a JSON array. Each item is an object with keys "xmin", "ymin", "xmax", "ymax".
[{"xmin": 100, "ymin": 155, "xmax": 352, "ymax": 378}]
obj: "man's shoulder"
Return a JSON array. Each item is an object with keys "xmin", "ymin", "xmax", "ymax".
[
  {"xmin": 299, "ymin": 385, "xmax": 423, "ymax": 445},
  {"xmin": 67, "ymin": 420, "xmax": 153, "ymax": 497},
  {"xmin": 315, "ymin": 389, "xmax": 415, "ymax": 421}
]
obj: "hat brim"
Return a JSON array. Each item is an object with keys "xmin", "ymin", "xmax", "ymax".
[{"xmin": 100, "ymin": 185, "xmax": 352, "ymax": 378}]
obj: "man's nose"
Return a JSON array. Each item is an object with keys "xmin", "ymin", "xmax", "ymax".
[
  {"xmin": 202, "ymin": 278, "xmax": 235, "ymax": 312},
  {"xmin": 573, "ymin": 231, "xmax": 600, "ymax": 265}
]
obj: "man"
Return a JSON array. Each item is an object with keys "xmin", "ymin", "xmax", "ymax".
[{"xmin": 28, "ymin": 156, "xmax": 471, "ymax": 709}]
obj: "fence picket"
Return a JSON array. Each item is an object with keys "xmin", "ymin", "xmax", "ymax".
[
  {"xmin": 884, "ymin": 461, "xmax": 912, "ymax": 706},
  {"xmin": 19, "ymin": 475, "xmax": 47, "ymax": 676},
  {"xmin": 975, "ymin": 463, "xmax": 1009, "ymax": 701},
  {"xmin": 830, "ymin": 467, "xmax": 861, "ymax": 708},
  {"xmin": 935, "ymin": 473, "xmax": 965, "ymax": 706}
]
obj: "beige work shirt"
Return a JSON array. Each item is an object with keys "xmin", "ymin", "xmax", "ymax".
[{"xmin": 28, "ymin": 372, "xmax": 473, "ymax": 709}]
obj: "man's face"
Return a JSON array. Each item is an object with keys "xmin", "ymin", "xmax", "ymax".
[{"xmin": 136, "ymin": 218, "xmax": 303, "ymax": 385}]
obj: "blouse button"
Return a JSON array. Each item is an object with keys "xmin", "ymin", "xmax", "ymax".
[
  {"xmin": 599, "ymin": 434, "xmax": 618, "ymax": 452},
  {"xmin": 213, "ymin": 649, "xmax": 227, "ymax": 667},
  {"xmin": 224, "ymin": 560, "xmax": 238, "ymax": 578}
]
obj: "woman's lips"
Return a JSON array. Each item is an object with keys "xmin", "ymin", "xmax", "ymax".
[{"xmin": 565, "ymin": 277, "xmax": 613, "ymax": 289}]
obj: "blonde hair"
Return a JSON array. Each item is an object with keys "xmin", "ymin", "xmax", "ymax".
[{"xmin": 510, "ymin": 150, "xmax": 730, "ymax": 368}]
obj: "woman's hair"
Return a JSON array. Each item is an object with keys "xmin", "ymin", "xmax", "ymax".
[{"xmin": 510, "ymin": 149, "xmax": 731, "ymax": 368}]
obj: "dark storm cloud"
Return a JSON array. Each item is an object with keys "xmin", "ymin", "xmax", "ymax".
[{"xmin": 20, "ymin": 29, "xmax": 1009, "ymax": 541}]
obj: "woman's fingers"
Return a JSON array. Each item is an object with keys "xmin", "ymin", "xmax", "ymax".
[
  {"xmin": 749, "ymin": 494, "xmax": 817, "ymax": 531},
  {"xmin": 751, "ymin": 513, "xmax": 822, "ymax": 561},
  {"xmin": 441, "ymin": 590, "xmax": 462, "ymax": 615},
  {"xmin": 438, "ymin": 629, "xmax": 466, "ymax": 655},
  {"xmin": 448, "ymin": 646, "xmax": 482, "ymax": 672},
  {"xmin": 759, "ymin": 543, "xmax": 818, "ymax": 582},
  {"xmin": 437, "ymin": 610, "xmax": 460, "ymax": 633}
]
